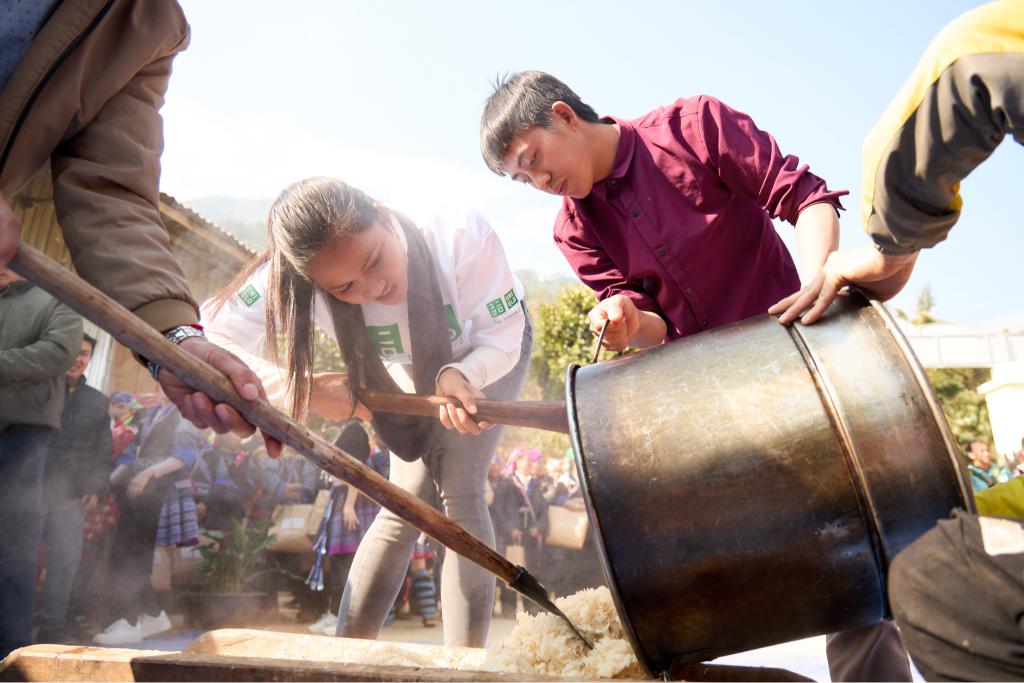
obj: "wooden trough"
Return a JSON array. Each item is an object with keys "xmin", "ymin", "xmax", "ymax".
[{"xmin": 0, "ymin": 630, "xmax": 812, "ymax": 682}]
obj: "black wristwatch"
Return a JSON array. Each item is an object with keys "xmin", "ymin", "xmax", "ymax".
[{"xmin": 146, "ymin": 324, "xmax": 206, "ymax": 380}]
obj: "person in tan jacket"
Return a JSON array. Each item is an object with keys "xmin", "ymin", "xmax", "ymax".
[{"xmin": 0, "ymin": 0, "xmax": 276, "ymax": 453}]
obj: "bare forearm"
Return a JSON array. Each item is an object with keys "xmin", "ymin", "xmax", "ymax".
[
  {"xmin": 630, "ymin": 311, "xmax": 669, "ymax": 349},
  {"xmin": 794, "ymin": 203, "xmax": 840, "ymax": 282},
  {"xmin": 344, "ymin": 482, "xmax": 360, "ymax": 508},
  {"xmin": 148, "ymin": 457, "xmax": 185, "ymax": 478}
]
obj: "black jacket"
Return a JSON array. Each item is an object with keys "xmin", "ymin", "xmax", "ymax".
[{"xmin": 44, "ymin": 376, "xmax": 112, "ymax": 499}]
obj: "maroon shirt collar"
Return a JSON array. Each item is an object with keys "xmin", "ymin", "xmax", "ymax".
[{"xmin": 590, "ymin": 116, "xmax": 634, "ymax": 200}]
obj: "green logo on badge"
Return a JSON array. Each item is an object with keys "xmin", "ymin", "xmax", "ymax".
[
  {"xmin": 486, "ymin": 297, "xmax": 507, "ymax": 318},
  {"xmin": 368, "ymin": 324, "xmax": 405, "ymax": 356},
  {"xmin": 238, "ymin": 285, "xmax": 261, "ymax": 307},
  {"xmin": 444, "ymin": 304, "xmax": 462, "ymax": 342},
  {"xmin": 503, "ymin": 289, "xmax": 519, "ymax": 310}
]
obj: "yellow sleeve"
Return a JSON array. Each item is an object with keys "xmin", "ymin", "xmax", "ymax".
[{"xmin": 975, "ymin": 476, "xmax": 1024, "ymax": 519}]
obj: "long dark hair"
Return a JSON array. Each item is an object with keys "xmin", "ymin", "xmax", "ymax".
[{"xmin": 210, "ymin": 177, "xmax": 385, "ymax": 420}]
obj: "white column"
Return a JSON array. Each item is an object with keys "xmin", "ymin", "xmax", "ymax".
[
  {"xmin": 979, "ymin": 362, "xmax": 1024, "ymax": 459},
  {"xmin": 82, "ymin": 320, "xmax": 113, "ymax": 392}
]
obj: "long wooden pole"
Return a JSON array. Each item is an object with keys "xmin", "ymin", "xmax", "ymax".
[{"xmin": 10, "ymin": 243, "xmax": 518, "ymax": 582}]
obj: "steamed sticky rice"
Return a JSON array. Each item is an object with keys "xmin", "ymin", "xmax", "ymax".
[{"xmin": 484, "ymin": 586, "xmax": 651, "ymax": 679}]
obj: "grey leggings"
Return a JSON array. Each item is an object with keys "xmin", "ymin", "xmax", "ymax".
[{"xmin": 337, "ymin": 317, "xmax": 532, "ymax": 647}]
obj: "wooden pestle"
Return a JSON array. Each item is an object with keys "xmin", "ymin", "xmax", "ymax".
[
  {"xmin": 360, "ymin": 390, "xmax": 569, "ymax": 434},
  {"xmin": 9, "ymin": 241, "xmax": 591, "ymax": 649}
]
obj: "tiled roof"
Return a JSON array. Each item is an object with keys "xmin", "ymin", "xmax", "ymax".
[{"xmin": 159, "ymin": 192, "xmax": 256, "ymax": 258}]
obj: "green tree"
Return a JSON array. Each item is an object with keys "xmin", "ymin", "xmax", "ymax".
[
  {"xmin": 313, "ymin": 327, "xmax": 345, "ymax": 373},
  {"xmin": 913, "ymin": 286, "xmax": 938, "ymax": 325},
  {"xmin": 925, "ymin": 367, "xmax": 993, "ymax": 450},
  {"xmin": 909, "ymin": 287, "xmax": 992, "ymax": 450},
  {"xmin": 515, "ymin": 270, "xmax": 577, "ymax": 308},
  {"xmin": 495, "ymin": 278, "xmax": 596, "ymax": 458},
  {"xmin": 530, "ymin": 284, "xmax": 599, "ymax": 401}
]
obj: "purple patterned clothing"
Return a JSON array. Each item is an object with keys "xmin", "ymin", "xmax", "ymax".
[
  {"xmin": 155, "ymin": 479, "xmax": 199, "ymax": 547},
  {"xmin": 327, "ymin": 449, "xmax": 389, "ymax": 556}
]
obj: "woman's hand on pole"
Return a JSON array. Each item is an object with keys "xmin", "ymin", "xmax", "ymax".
[{"xmin": 436, "ymin": 368, "xmax": 492, "ymax": 435}]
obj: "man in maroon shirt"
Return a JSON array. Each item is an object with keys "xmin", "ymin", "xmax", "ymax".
[
  {"xmin": 481, "ymin": 71, "xmax": 845, "ymax": 352},
  {"xmin": 480, "ymin": 71, "xmax": 910, "ymax": 682}
]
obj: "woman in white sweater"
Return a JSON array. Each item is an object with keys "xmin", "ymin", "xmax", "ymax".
[{"xmin": 202, "ymin": 177, "xmax": 531, "ymax": 647}]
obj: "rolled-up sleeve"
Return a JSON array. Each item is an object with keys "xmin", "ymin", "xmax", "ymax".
[
  {"xmin": 696, "ymin": 95, "xmax": 846, "ymax": 226},
  {"xmin": 862, "ymin": 46, "xmax": 1024, "ymax": 254}
]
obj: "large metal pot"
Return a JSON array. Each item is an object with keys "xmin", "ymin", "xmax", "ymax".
[{"xmin": 566, "ymin": 293, "xmax": 973, "ymax": 677}]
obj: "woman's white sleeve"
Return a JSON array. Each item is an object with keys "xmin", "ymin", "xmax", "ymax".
[
  {"xmin": 199, "ymin": 278, "xmax": 292, "ymax": 412},
  {"xmin": 439, "ymin": 213, "xmax": 526, "ymax": 389}
]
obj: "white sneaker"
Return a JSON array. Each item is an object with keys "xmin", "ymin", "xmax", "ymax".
[
  {"xmin": 308, "ymin": 612, "xmax": 336, "ymax": 634},
  {"xmin": 93, "ymin": 618, "xmax": 143, "ymax": 646},
  {"xmin": 319, "ymin": 618, "xmax": 339, "ymax": 635},
  {"xmin": 138, "ymin": 610, "xmax": 173, "ymax": 639}
]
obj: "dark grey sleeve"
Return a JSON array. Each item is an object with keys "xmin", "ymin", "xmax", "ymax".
[
  {"xmin": 0, "ymin": 299, "xmax": 83, "ymax": 382},
  {"xmin": 865, "ymin": 53, "xmax": 1024, "ymax": 254},
  {"xmin": 89, "ymin": 396, "xmax": 114, "ymax": 496}
]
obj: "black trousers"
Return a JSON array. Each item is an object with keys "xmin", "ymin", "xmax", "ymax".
[{"xmin": 889, "ymin": 510, "xmax": 1024, "ymax": 681}]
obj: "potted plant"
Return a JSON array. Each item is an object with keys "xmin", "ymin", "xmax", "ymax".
[{"xmin": 179, "ymin": 517, "xmax": 279, "ymax": 629}]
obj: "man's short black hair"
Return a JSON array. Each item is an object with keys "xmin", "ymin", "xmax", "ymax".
[
  {"xmin": 83, "ymin": 333, "xmax": 96, "ymax": 352},
  {"xmin": 479, "ymin": 71, "xmax": 603, "ymax": 175}
]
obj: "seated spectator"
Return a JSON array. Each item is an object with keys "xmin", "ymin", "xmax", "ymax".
[
  {"xmin": 966, "ymin": 439, "xmax": 1010, "ymax": 492},
  {"xmin": 192, "ymin": 432, "xmax": 261, "ymax": 533},
  {"xmin": 258, "ymin": 449, "xmax": 319, "ymax": 510}
]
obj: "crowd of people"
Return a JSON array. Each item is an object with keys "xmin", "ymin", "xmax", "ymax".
[{"xmin": 17, "ymin": 348, "xmax": 606, "ymax": 649}]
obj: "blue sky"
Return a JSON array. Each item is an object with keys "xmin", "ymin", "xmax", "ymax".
[{"xmin": 161, "ymin": 1, "xmax": 1020, "ymax": 324}]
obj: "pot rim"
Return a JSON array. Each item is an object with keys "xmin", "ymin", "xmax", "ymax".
[
  {"xmin": 867, "ymin": 298, "xmax": 975, "ymax": 512},
  {"xmin": 565, "ymin": 361, "xmax": 660, "ymax": 678}
]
